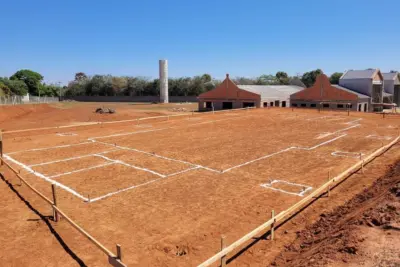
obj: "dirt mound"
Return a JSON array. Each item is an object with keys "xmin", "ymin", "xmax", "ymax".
[
  {"xmin": 95, "ymin": 107, "xmax": 115, "ymax": 114},
  {"xmin": 272, "ymin": 162, "xmax": 400, "ymax": 267},
  {"xmin": 0, "ymin": 104, "xmax": 57, "ymax": 125}
]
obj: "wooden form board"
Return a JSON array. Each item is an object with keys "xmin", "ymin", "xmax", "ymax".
[
  {"xmin": 198, "ymin": 135, "xmax": 400, "ymax": 267},
  {"xmin": 0, "ymin": 156, "xmax": 126, "ymax": 267}
]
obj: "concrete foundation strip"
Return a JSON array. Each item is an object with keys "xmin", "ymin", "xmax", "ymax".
[
  {"xmin": 260, "ymin": 179, "xmax": 313, "ymax": 197},
  {"xmin": 197, "ymin": 135, "xmax": 400, "ymax": 267},
  {"xmin": 0, "ymin": 157, "xmax": 126, "ymax": 267},
  {"xmin": 3, "ymin": 154, "xmax": 89, "ymax": 201}
]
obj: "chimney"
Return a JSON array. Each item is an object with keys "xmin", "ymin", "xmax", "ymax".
[{"xmin": 226, "ymin": 74, "xmax": 229, "ymax": 79}]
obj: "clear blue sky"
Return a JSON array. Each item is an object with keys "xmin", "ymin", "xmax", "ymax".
[{"xmin": 1, "ymin": 0, "xmax": 399, "ymax": 85}]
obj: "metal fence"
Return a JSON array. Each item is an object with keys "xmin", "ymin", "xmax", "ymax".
[
  {"xmin": 29, "ymin": 96, "xmax": 60, "ymax": 103},
  {"xmin": 0, "ymin": 96, "xmax": 23, "ymax": 105},
  {"xmin": 0, "ymin": 95, "xmax": 59, "ymax": 105}
]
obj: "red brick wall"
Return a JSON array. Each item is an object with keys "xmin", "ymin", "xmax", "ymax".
[
  {"xmin": 290, "ymin": 74, "xmax": 358, "ymax": 101},
  {"xmin": 198, "ymin": 75, "xmax": 260, "ymax": 101}
]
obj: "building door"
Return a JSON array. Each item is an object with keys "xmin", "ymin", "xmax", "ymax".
[
  {"xmin": 363, "ymin": 103, "xmax": 367, "ymax": 112},
  {"xmin": 394, "ymin": 85, "xmax": 400, "ymax": 106},
  {"xmin": 281, "ymin": 101, "xmax": 286, "ymax": 107},
  {"xmin": 275, "ymin": 100, "xmax": 280, "ymax": 107},
  {"xmin": 270, "ymin": 102, "xmax": 274, "ymax": 107},
  {"xmin": 358, "ymin": 104, "xmax": 361, "ymax": 111},
  {"xmin": 263, "ymin": 102, "xmax": 268, "ymax": 107},
  {"xmin": 222, "ymin": 102, "xmax": 233, "ymax": 109},
  {"xmin": 242, "ymin": 102, "xmax": 255, "ymax": 108}
]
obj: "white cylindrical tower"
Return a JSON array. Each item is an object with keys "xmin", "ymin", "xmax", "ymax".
[{"xmin": 159, "ymin": 59, "xmax": 169, "ymax": 103}]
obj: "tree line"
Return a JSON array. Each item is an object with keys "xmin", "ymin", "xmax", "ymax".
[
  {"xmin": 0, "ymin": 68, "xmax": 346, "ymax": 97},
  {"xmin": 64, "ymin": 70, "xmax": 345, "ymax": 97},
  {"xmin": 0, "ymin": 69, "xmax": 63, "ymax": 97}
]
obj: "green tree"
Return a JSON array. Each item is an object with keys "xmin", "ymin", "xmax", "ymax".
[
  {"xmin": 201, "ymin": 74, "xmax": 212, "ymax": 83},
  {"xmin": 40, "ymin": 83, "xmax": 63, "ymax": 96},
  {"xmin": 275, "ymin": 71, "xmax": 290, "ymax": 85},
  {"xmin": 0, "ymin": 77, "xmax": 28, "ymax": 96},
  {"xmin": 301, "ymin": 69, "xmax": 323, "ymax": 87},
  {"xmin": 0, "ymin": 82, "xmax": 10, "ymax": 96},
  {"xmin": 125, "ymin": 77, "xmax": 149, "ymax": 96},
  {"xmin": 233, "ymin": 77, "xmax": 256, "ymax": 85},
  {"xmin": 10, "ymin": 69, "xmax": 44, "ymax": 95},
  {"xmin": 257, "ymin": 74, "xmax": 279, "ymax": 85},
  {"xmin": 75, "ymin": 72, "xmax": 88, "ymax": 81},
  {"xmin": 112, "ymin": 77, "xmax": 128, "ymax": 95},
  {"xmin": 329, "ymin": 72, "xmax": 343, "ymax": 84}
]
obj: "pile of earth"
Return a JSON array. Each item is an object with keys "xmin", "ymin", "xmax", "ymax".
[{"xmin": 95, "ymin": 107, "xmax": 115, "ymax": 114}]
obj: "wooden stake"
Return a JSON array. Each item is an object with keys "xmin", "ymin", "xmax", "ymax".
[
  {"xmin": 51, "ymin": 184, "xmax": 59, "ymax": 222},
  {"xmin": 220, "ymin": 235, "xmax": 226, "ymax": 267},
  {"xmin": 359, "ymin": 152, "xmax": 362, "ymax": 160},
  {"xmin": 271, "ymin": 210, "xmax": 275, "ymax": 240},
  {"xmin": 361, "ymin": 160, "xmax": 364, "ymax": 174},
  {"xmin": 0, "ymin": 129, "xmax": 3, "ymax": 166},
  {"xmin": 327, "ymin": 171, "xmax": 331, "ymax": 197},
  {"xmin": 116, "ymin": 244, "xmax": 122, "ymax": 261}
]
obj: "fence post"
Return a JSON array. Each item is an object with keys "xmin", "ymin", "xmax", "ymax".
[
  {"xmin": 116, "ymin": 244, "xmax": 122, "ymax": 261},
  {"xmin": 361, "ymin": 160, "xmax": 364, "ymax": 174},
  {"xmin": 51, "ymin": 184, "xmax": 59, "ymax": 222},
  {"xmin": 271, "ymin": 210, "xmax": 275, "ymax": 240},
  {"xmin": 327, "ymin": 171, "xmax": 331, "ymax": 197},
  {"xmin": 0, "ymin": 129, "xmax": 3, "ymax": 166},
  {"xmin": 220, "ymin": 235, "xmax": 226, "ymax": 267}
]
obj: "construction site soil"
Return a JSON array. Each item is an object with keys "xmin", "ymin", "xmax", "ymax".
[
  {"xmin": 0, "ymin": 104, "xmax": 399, "ymax": 266},
  {"xmin": 272, "ymin": 160, "xmax": 400, "ymax": 267}
]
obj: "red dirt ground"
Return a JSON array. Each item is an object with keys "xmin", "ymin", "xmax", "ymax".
[
  {"xmin": 0, "ymin": 106, "xmax": 399, "ymax": 266},
  {"xmin": 272, "ymin": 160, "xmax": 400, "ymax": 267},
  {"xmin": 0, "ymin": 102, "xmax": 197, "ymax": 131}
]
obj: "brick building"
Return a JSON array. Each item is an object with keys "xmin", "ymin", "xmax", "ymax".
[
  {"xmin": 290, "ymin": 74, "xmax": 370, "ymax": 112},
  {"xmin": 198, "ymin": 74, "xmax": 303, "ymax": 111}
]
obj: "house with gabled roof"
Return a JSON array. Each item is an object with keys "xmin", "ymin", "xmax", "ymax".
[
  {"xmin": 383, "ymin": 72, "xmax": 400, "ymax": 107},
  {"xmin": 339, "ymin": 69, "xmax": 387, "ymax": 111},
  {"xmin": 290, "ymin": 74, "xmax": 370, "ymax": 112},
  {"xmin": 198, "ymin": 74, "xmax": 303, "ymax": 111}
]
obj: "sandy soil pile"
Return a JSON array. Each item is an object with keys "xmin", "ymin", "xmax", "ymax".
[{"xmin": 272, "ymin": 161, "xmax": 400, "ymax": 267}]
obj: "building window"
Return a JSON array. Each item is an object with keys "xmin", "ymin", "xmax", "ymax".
[
  {"xmin": 206, "ymin": 102, "xmax": 212, "ymax": 109},
  {"xmin": 337, "ymin": 104, "xmax": 344, "ymax": 108},
  {"xmin": 310, "ymin": 104, "xmax": 316, "ymax": 108},
  {"xmin": 323, "ymin": 104, "xmax": 329, "ymax": 108},
  {"xmin": 281, "ymin": 101, "xmax": 286, "ymax": 107},
  {"xmin": 292, "ymin": 103, "xmax": 298, "ymax": 107},
  {"xmin": 347, "ymin": 104, "xmax": 352, "ymax": 109},
  {"xmin": 263, "ymin": 102, "xmax": 268, "ymax": 107},
  {"xmin": 301, "ymin": 103, "xmax": 307, "ymax": 107},
  {"xmin": 270, "ymin": 102, "xmax": 274, "ymax": 107}
]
